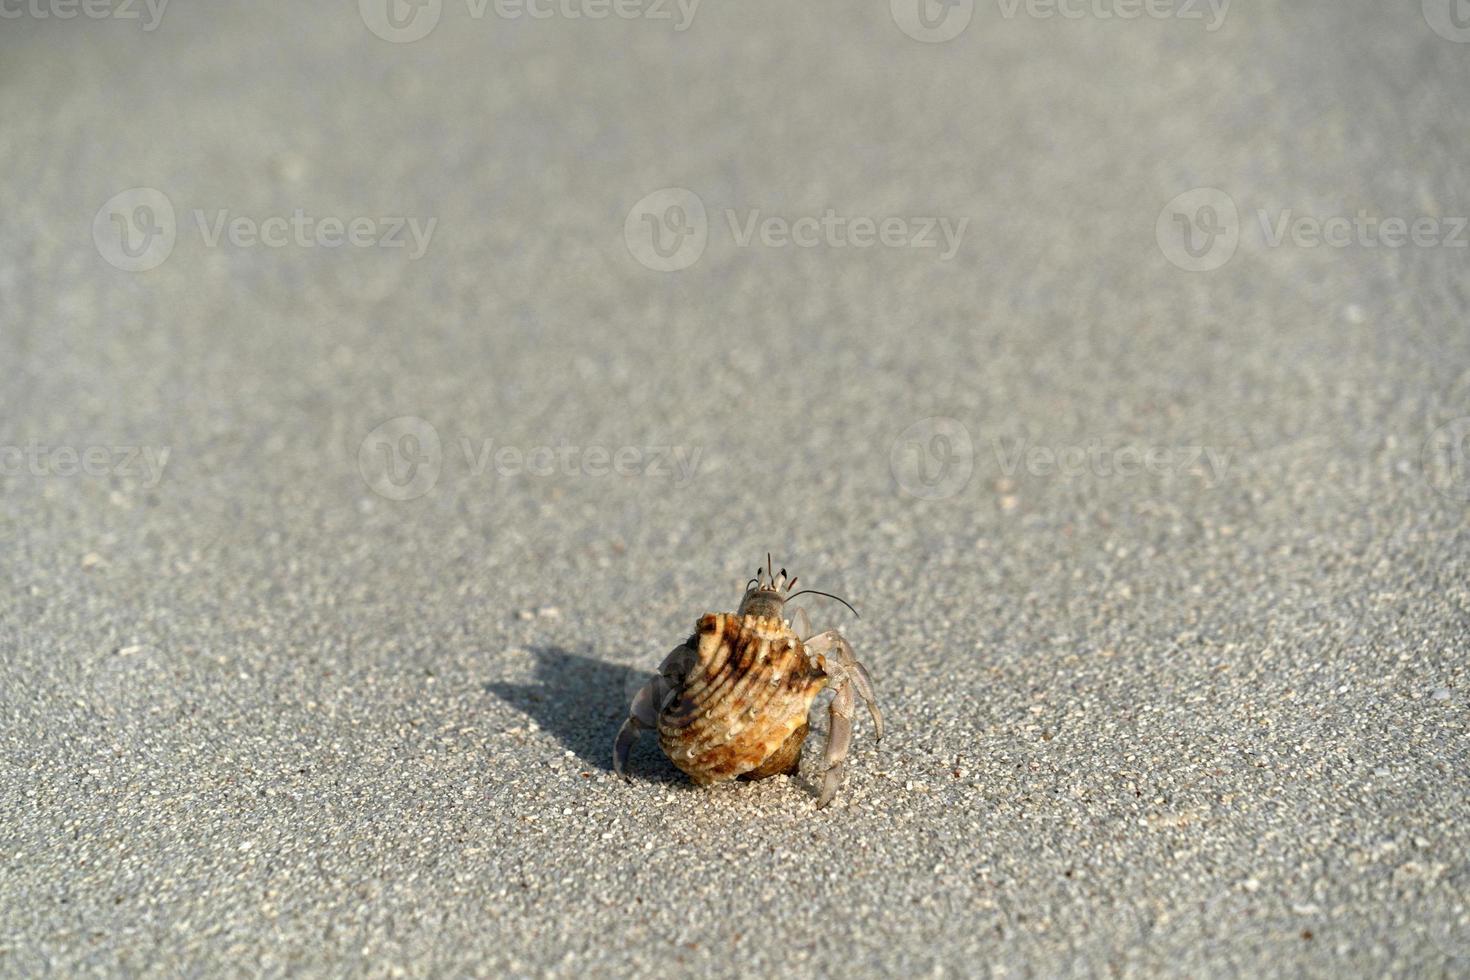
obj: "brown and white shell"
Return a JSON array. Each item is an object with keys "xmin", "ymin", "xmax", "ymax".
[{"xmin": 658, "ymin": 611, "xmax": 828, "ymax": 784}]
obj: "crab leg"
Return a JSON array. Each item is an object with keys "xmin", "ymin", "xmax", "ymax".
[
  {"xmin": 805, "ymin": 630, "xmax": 883, "ymax": 742},
  {"xmin": 613, "ymin": 677, "xmax": 660, "ymax": 779},
  {"xmin": 848, "ymin": 660, "xmax": 883, "ymax": 742},
  {"xmin": 613, "ymin": 643, "xmax": 694, "ymax": 779},
  {"xmin": 817, "ymin": 681, "xmax": 855, "ymax": 808}
]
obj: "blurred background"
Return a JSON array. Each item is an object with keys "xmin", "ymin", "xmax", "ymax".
[{"xmin": 1, "ymin": 0, "xmax": 1468, "ymax": 975}]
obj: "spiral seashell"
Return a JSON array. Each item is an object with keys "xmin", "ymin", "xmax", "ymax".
[{"xmin": 658, "ymin": 613, "xmax": 828, "ymax": 784}]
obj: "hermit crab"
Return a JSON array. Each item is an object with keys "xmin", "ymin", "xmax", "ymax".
[{"xmin": 613, "ymin": 557, "xmax": 882, "ymax": 808}]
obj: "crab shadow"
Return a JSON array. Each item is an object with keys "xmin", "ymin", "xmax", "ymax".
[{"xmin": 484, "ymin": 646, "xmax": 688, "ymax": 784}]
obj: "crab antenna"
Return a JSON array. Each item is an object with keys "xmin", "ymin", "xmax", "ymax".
[
  {"xmin": 786, "ymin": 589, "xmax": 860, "ymax": 619},
  {"xmin": 767, "ymin": 554, "xmax": 773, "ymax": 582},
  {"xmin": 787, "ymin": 577, "xmax": 798, "ymax": 591}
]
